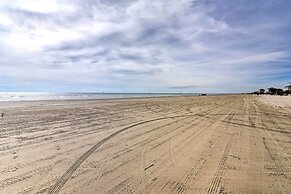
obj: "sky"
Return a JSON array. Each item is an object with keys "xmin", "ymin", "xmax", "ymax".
[{"xmin": 0, "ymin": 0, "xmax": 290, "ymax": 93}]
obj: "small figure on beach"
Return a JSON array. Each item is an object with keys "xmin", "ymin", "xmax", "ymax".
[{"xmin": 1, "ymin": 113, "xmax": 4, "ymax": 118}]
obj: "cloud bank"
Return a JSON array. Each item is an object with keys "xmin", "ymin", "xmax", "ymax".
[{"xmin": 0, "ymin": 0, "xmax": 290, "ymax": 92}]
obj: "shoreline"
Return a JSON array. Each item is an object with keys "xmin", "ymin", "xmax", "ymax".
[
  {"xmin": 0, "ymin": 92, "xmax": 235, "ymax": 103},
  {"xmin": 0, "ymin": 94, "xmax": 236, "ymax": 108}
]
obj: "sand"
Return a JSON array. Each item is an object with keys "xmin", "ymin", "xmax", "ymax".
[
  {"xmin": 0, "ymin": 95, "xmax": 290, "ymax": 193},
  {"xmin": 259, "ymin": 95, "xmax": 291, "ymax": 108}
]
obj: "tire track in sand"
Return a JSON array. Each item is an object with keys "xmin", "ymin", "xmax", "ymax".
[
  {"xmin": 49, "ymin": 103, "xmax": 222, "ymax": 194},
  {"xmin": 48, "ymin": 114, "xmax": 197, "ymax": 194},
  {"xmin": 206, "ymin": 100, "xmax": 244, "ymax": 194}
]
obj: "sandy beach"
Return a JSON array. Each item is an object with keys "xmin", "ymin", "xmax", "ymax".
[
  {"xmin": 0, "ymin": 95, "xmax": 290, "ymax": 193},
  {"xmin": 259, "ymin": 95, "xmax": 291, "ymax": 108}
]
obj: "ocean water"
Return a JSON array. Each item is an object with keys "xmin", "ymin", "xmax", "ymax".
[{"xmin": 0, "ymin": 92, "xmax": 197, "ymax": 102}]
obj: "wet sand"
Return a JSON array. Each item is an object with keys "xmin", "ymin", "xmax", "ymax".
[{"xmin": 0, "ymin": 95, "xmax": 290, "ymax": 193}]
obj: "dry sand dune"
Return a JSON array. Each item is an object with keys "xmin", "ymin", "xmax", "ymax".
[
  {"xmin": 0, "ymin": 95, "xmax": 290, "ymax": 193},
  {"xmin": 259, "ymin": 95, "xmax": 291, "ymax": 108}
]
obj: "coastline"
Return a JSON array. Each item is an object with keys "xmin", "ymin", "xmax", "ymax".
[
  {"xmin": 0, "ymin": 92, "xmax": 198, "ymax": 102},
  {"xmin": 0, "ymin": 93, "xmax": 233, "ymax": 108}
]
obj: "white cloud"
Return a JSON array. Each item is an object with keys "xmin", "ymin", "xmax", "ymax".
[
  {"xmin": 0, "ymin": 12, "xmax": 13, "ymax": 26},
  {"xmin": 0, "ymin": 0, "xmax": 290, "ymax": 92},
  {"xmin": 1, "ymin": 0, "xmax": 75, "ymax": 14}
]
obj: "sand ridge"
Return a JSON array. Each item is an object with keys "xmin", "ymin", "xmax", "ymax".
[{"xmin": 0, "ymin": 95, "xmax": 290, "ymax": 193}]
